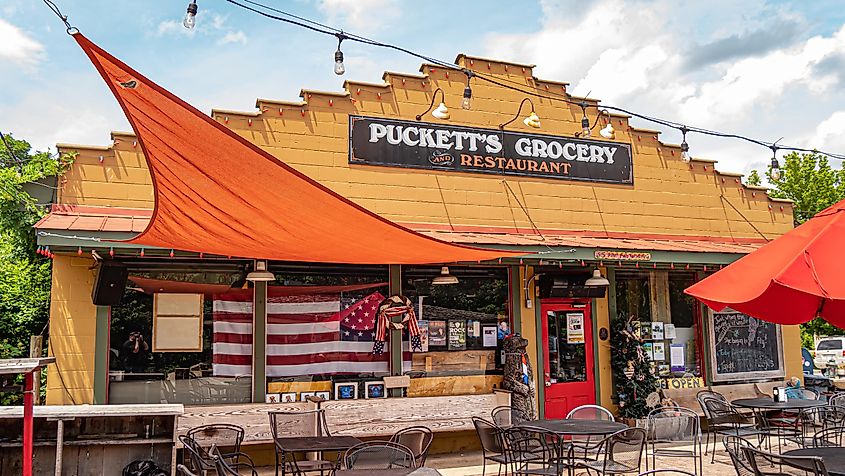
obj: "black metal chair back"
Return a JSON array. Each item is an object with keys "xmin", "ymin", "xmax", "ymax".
[
  {"xmin": 390, "ymin": 426, "xmax": 433, "ymax": 466},
  {"xmin": 474, "ymin": 417, "xmax": 506, "ymax": 455},
  {"xmin": 696, "ymin": 390, "xmax": 727, "ymax": 417},
  {"xmin": 492, "ymin": 405, "xmax": 529, "ymax": 428},
  {"xmin": 186, "ymin": 423, "xmax": 245, "ymax": 455},
  {"xmin": 743, "ymin": 446, "xmax": 830, "ymax": 476},
  {"xmin": 647, "ymin": 406, "xmax": 702, "ymax": 475},
  {"xmin": 343, "ymin": 441, "xmax": 416, "ymax": 470},
  {"xmin": 503, "ymin": 426, "xmax": 563, "ymax": 476},
  {"xmin": 179, "ymin": 434, "xmax": 214, "ymax": 472},
  {"xmin": 723, "ymin": 435, "xmax": 756, "ymax": 476},
  {"xmin": 603, "ymin": 428, "xmax": 647, "ymax": 474},
  {"xmin": 210, "ymin": 444, "xmax": 259, "ymax": 476},
  {"xmin": 812, "ymin": 425, "xmax": 845, "ymax": 447},
  {"xmin": 268, "ymin": 409, "xmax": 332, "ymax": 438},
  {"xmin": 828, "ymin": 392, "xmax": 845, "ymax": 409}
]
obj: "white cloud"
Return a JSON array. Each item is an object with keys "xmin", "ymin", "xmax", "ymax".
[
  {"xmin": 0, "ymin": 17, "xmax": 45, "ymax": 67},
  {"xmin": 810, "ymin": 111, "xmax": 845, "ymax": 152},
  {"xmin": 218, "ymin": 31, "xmax": 248, "ymax": 46},
  {"xmin": 317, "ymin": 0, "xmax": 399, "ymax": 34},
  {"xmin": 482, "ymin": 0, "xmax": 845, "ymax": 170}
]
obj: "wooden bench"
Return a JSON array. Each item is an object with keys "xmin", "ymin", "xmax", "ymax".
[{"xmin": 177, "ymin": 391, "xmax": 511, "ymax": 446}]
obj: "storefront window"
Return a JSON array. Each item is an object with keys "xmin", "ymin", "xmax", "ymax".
[
  {"xmin": 403, "ymin": 266, "xmax": 509, "ymax": 382},
  {"xmin": 614, "ymin": 270, "xmax": 702, "ymax": 380},
  {"xmin": 263, "ymin": 264, "xmax": 389, "ymax": 401},
  {"xmin": 109, "ymin": 268, "xmax": 251, "ymax": 405}
]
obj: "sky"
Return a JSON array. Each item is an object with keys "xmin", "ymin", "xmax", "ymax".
[{"xmin": 2, "ymin": 0, "xmax": 845, "ymax": 177}]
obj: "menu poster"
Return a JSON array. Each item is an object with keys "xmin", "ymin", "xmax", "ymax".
[
  {"xmin": 651, "ymin": 322, "xmax": 664, "ymax": 340},
  {"xmin": 664, "ymin": 323, "xmax": 677, "ymax": 340},
  {"xmin": 448, "ymin": 320, "xmax": 467, "ymax": 351},
  {"xmin": 417, "ymin": 320, "xmax": 430, "ymax": 352},
  {"xmin": 652, "ymin": 342, "xmax": 666, "ymax": 361},
  {"xmin": 670, "ymin": 344, "xmax": 686, "ymax": 372},
  {"xmin": 429, "ymin": 320, "xmax": 447, "ymax": 347},
  {"xmin": 566, "ymin": 313, "xmax": 585, "ymax": 344},
  {"xmin": 482, "ymin": 326, "xmax": 497, "ymax": 347},
  {"xmin": 643, "ymin": 343, "xmax": 654, "ymax": 360}
]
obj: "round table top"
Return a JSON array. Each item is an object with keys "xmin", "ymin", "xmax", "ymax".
[
  {"xmin": 516, "ymin": 419, "xmax": 628, "ymax": 436},
  {"xmin": 784, "ymin": 447, "xmax": 845, "ymax": 476},
  {"xmin": 731, "ymin": 397, "xmax": 826, "ymax": 410}
]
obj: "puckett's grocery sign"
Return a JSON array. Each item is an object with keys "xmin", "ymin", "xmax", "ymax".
[{"xmin": 349, "ymin": 116, "xmax": 633, "ymax": 184}]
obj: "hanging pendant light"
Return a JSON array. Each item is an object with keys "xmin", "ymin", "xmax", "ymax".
[
  {"xmin": 246, "ymin": 260, "xmax": 275, "ymax": 282},
  {"xmin": 432, "ymin": 266, "xmax": 459, "ymax": 285},
  {"xmin": 432, "ymin": 102, "xmax": 450, "ymax": 120},
  {"xmin": 584, "ymin": 269, "xmax": 610, "ymax": 287}
]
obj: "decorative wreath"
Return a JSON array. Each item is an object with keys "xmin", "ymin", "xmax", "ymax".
[{"xmin": 372, "ymin": 294, "xmax": 422, "ymax": 355}]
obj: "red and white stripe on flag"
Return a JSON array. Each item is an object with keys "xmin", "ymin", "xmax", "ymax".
[{"xmin": 212, "ymin": 291, "xmax": 410, "ymax": 377}]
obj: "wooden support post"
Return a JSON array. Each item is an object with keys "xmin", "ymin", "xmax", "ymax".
[
  {"xmin": 388, "ymin": 265, "xmax": 403, "ymax": 397},
  {"xmin": 53, "ymin": 419, "xmax": 65, "ymax": 476},
  {"xmin": 93, "ymin": 306, "xmax": 110, "ymax": 404},
  {"xmin": 252, "ymin": 280, "xmax": 268, "ymax": 403},
  {"xmin": 23, "ymin": 371, "xmax": 33, "ymax": 476},
  {"xmin": 29, "ymin": 336, "xmax": 43, "ymax": 405}
]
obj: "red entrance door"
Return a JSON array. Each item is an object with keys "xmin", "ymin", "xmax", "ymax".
[{"xmin": 541, "ymin": 299, "xmax": 596, "ymax": 419}]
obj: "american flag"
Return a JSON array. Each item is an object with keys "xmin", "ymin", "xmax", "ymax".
[{"xmin": 212, "ymin": 290, "xmax": 410, "ymax": 377}]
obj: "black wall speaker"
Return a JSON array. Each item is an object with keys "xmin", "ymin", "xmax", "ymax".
[{"xmin": 92, "ymin": 261, "xmax": 129, "ymax": 306}]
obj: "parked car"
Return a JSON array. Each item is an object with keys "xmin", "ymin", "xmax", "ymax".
[
  {"xmin": 813, "ymin": 336, "xmax": 845, "ymax": 370},
  {"xmin": 803, "ymin": 347, "xmax": 835, "ymax": 395}
]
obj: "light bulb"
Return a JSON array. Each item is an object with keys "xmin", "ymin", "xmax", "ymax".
[
  {"xmin": 600, "ymin": 123, "xmax": 615, "ymax": 139},
  {"xmin": 183, "ymin": 1, "xmax": 198, "ymax": 29},
  {"xmin": 334, "ymin": 49, "xmax": 345, "ymax": 75},
  {"xmin": 581, "ymin": 116, "xmax": 591, "ymax": 137},
  {"xmin": 432, "ymin": 102, "xmax": 450, "ymax": 120},
  {"xmin": 523, "ymin": 112, "xmax": 541, "ymax": 129},
  {"xmin": 680, "ymin": 142, "xmax": 691, "ymax": 163},
  {"xmin": 461, "ymin": 86, "xmax": 472, "ymax": 110},
  {"xmin": 770, "ymin": 156, "xmax": 781, "ymax": 181}
]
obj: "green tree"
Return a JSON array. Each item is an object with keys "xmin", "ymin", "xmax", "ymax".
[
  {"xmin": 753, "ymin": 151, "xmax": 845, "ymax": 350},
  {"xmin": 0, "ymin": 132, "xmax": 75, "ymax": 404},
  {"xmin": 745, "ymin": 169, "xmax": 762, "ymax": 186},
  {"xmin": 765, "ymin": 152, "xmax": 845, "ymax": 225}
]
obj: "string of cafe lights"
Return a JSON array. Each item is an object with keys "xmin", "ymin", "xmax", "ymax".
[{"xmin": 179, "ymin": 0, "xmax": 845, "ymax": 180}]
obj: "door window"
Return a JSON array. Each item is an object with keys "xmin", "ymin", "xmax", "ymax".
[{"xmin": 546, "ymin": 310, "xmax": 587, "ymax": 383}]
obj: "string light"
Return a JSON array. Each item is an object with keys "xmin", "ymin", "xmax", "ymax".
[
  {"xmin": 461, "ymin": 70, "xmax": 474, "ymax": 110},
  {"xmin": 333, "ymin": 33, "xmax": 346, "ymax": 75},
  {"xmin": 769, "ymin": 145, "xmax": 782, "ymax": 181},
  {"xmin": 680, "ymin": 127, "xmax": 691, "ymax": 163},
  {"xmin": 578, "ymin": 102, "xmax": 590, "ymax": 137},
  {"xmin": 183, "ymin": 0, "xmax": 198, "ymax": 29}
]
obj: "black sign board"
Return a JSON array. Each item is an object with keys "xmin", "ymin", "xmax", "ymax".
[
  {"xmin": 708, "ymin": 309, "xmax": 784, "ymax": 382},
  {"xmin": 349, "ymin": 115, "xmax": 633, "ymax": 184}
]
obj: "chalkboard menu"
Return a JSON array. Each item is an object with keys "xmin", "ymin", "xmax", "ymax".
[{"xmin": 708, "ymin": 309, "xmax": 784, "ymax": 382}]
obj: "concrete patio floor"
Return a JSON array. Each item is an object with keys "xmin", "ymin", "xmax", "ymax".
[{"xmin": 252, "ymin": 439, "xmax": 782, "ymax": 475}]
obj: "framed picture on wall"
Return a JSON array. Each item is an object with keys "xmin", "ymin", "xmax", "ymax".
[
  {"xmin": 300, "ymin": 392, "xmax": 316, "ymax": 402},
  {"xmin": 428, "ymin": 320, "xmax": 447, "ymax": 347},
  {"xmin": 314, "ymin": 391, "xmax": 330, "ymax": 400},
  {"xmin": 334, "ymin": 382, "xmax": 358, "ymax": 400},
  {"xmin": 280, "ymin": 393, "xmax": 296, "ymax": 403},
  {"xmin": 364, "ymin": 381, "xmax": 386, "ymax": 398},
  {"xmin": 265, "ymin": 393, "xmax": 281, "ymax": 404}
]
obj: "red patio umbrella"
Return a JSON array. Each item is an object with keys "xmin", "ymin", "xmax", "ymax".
[{"xmin": 685, "ymin": 199, "xmax": 845, "ymax": 327}]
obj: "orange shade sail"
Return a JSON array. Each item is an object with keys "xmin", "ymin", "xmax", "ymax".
[
  {"xmin": 74, "ymin": 33, "xmax": 519, "ymax": 264},
  {"xmin": 686, "ymin": 200, "xmax": 845, "ymax": 327}
]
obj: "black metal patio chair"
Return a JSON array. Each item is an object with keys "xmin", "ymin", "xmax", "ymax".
[
  {"xmin": 637, "ymin": 470, "xmax": 696, "ymax": 476},
  {"xmin": 503, "ymin": 426, "xmax": 567, "ymax": 476},
  {"xmin": 645, "ymin": 406, "xmax": 702, "ymax": 475},
  {"xmin": 701, "ymin": 397, "xmax": 766, "ymax": 463},
  {"xmin": 575, "ymin": 427, "xmax": 647, "ymax": 476},
  {"xmin": 811, "ymin": 425, "xmax": 845, "ymax": 447},
  {"xmin": 742, "ymin": 446, "xmax": 830, "ymax": 476},
  {"xmin": 389, "ymin": 425, "xmax": 433, "ymax": 466},
  {"xmin": 269, "ymin": 409, "xmax": 336, "ymax": 476},
  {"xmin": 210, "ymin": 444, "xmax": 259, "ymax": 476},
  {"xmin": 473, "ymin": 416, "xmax": 509, "ymax": 476},
  {"xmin": 342, "ymin": 441, "xmax": 416, "ymax": 470},
  {"xmin": 722, "ymin": 435, "xmax": 756, "ymax": 476},
  {"xmin": 492, "ymin": 405, "xmax": 531, "ymax": 428}
]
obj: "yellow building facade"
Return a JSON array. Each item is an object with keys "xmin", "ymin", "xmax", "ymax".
[{"xmin": 40, "ymin": 53, "xmax": 802, "ymax": 415}]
